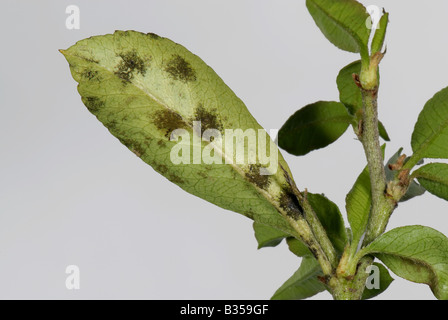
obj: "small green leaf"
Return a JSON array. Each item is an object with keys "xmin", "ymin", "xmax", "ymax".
[
  {"xmin": 385, "ymin": 148, "xmax": 425, "ymax": 202},
  {"xmin": 271, "ymin": 256, "xmax": 325, "ymax": 300},
  {"xmin": 378, "ymin": 121, "xmax": 391, "ymax": 142},
  {"xmin": 370, "ymin": 11, "xmax": 389, "ymax": 54},
  {"xmin": 336, "ymin": 60, "xmax": 390, "ymax": 141},
  {"xmin": 360, "ymin": 225, "xmax": 448, "ymax": 300},
  {"xmin": 346, "ymin": 145, "xmax": 386, "ymax": 245},
  {"xmin": 253, "ymin": 222, "xmax": 288, "ymax": 249},
  {"xmin": 411, "ymin": 87, "xmax": 448, "ymax": 162},
  {"xmin": 278, "ymin": 101, "xmax": 352, "ymax": 156},
  {"xmin": 337, "ymin": 60, "xmax": 362, "ymax": 116},
  {"xmin": 61, "ymin": 31, "xmax": 301, "ymax": 237},
  {"xmin": 346, "ymin": 163, "xmax": 371, "ymax": 246},
  {"xmin": 414, "ymin": 163, "xmax": 448, "ymax": 201},
  {"xmin": 307, "ymin": 193, "xmax": 348, "ymax": 253},
  {"xmin": 361, "ymin": 262, "xmax": 394, "ymax": 300},
  {"xmin": 286, "ymin": 238, "xmax": 312, "ymax": 257},
  {"xmin": 306, "ymin": 0, "xmax": 371, "ymax": 59}
]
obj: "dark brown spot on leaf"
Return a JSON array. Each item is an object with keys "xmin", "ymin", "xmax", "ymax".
[
  {"xmin": 245, "ymin": 164, "xmax": 270, "ymax": 190},
  {"xmin": 154, "ymin": 163, "xmax": 169, "ymax": 174},
  {"xmin": 81, "ymin": 69, "xmax": 99, "ymax": 81},
  {"xmin": 153, "ymin": 109, "xmax": 188, "ymax": 138},
  {"xmin": 165, "ymin": 55, "xmax": 197, "ymax": 82},
  {"xmin": 279, "ymin": 190, "xmax": 303, "ymax": 220},
  {"xmin": 168, "ymin": 174, "xmax": 185, "ymax": 185},
  {"xmin": 115, "ymin": 50, "xmax": 147, "ymax": 83},
  {"xmin": 193, "ymin": 104, "xmax": 223, "ymax": 135},
  {"xmin": 83, "ymin": 96, "xmax": 104, "ymax": 113}
]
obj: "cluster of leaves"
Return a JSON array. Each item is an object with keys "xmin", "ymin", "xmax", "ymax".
[{"xmin": 61, "ymin": 0, "xmax": 448, "ymax": 299}]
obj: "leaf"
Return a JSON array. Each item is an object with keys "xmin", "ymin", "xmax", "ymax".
[
  {"xmin": 287, "ymin": 237, "xmax": 312, "ymax": 257},
  {"xmin": 361, "ymin": 262, "xmax": 394, "ymax": 300},
  {"xmin": 411, "ymin": 87, "xmax": 448, "ymax": 161},
  {"xmin": 360, "ymin": 225, "xmax": 448, "ymax": 300},
  {"xmin": 61, "ymin": 30, "xmax": 301, "ymax": 237},
  {"xmin": 253, "ymin": 222, "xmax": 288, "ymax": 249},
  {"xmin": 271, "ymin": 256, "xmax": 325, "ymax": 300},
  {"xmin": 336, "ymin": 60, "xmax": 390, "ymax": 141},
  {"xmin": 337, "ymin": 60, "xmax": 362, "ymax": 116},
  {"xmin": 306, "ymin": 0, "xmax": 371, "ymax": 59},
  {"xmin": 378, "ymin": 121, "xmax": 390, "ymax": 142},
  {"xmin": 385, "ymin": 148, "xmax": 425, "ymax": 202},
  {"xmin": 346, "ymin": 145, "xmax": 386, "ymax": 245},
  {"xmin": 346, "ymin": 164, "xmax": 371, "ymax": 246},
  {"xmin": 278, "ymin": 101, "xmax": 352, "ymax": 156},
  {"xmin": 370, "ymin": 11, "xmax": 389, "ymax": 54},
  {"xmin": 414, "ymin": 163, "xmax": 448, "ymax": 201},
  {"xmin": 307, "ymin": 193, "xmax": 348, "ymax": 253}
]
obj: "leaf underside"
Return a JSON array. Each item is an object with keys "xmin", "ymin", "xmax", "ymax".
[
  {"xmin": 362, "ymin": 225, "xmax": 448, "ymax": 300},
  {"xmin": 61, "ymin": 30, "xmax": 302, "ymax": 237}
]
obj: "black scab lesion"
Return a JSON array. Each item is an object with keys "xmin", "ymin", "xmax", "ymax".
[
  {"xmin": 153, "ymin": 109, "xmax": 188, "ymax": 138},
  {"xmin": 164, "ymin": 54, "xmax": 197, "ymax": 82},
  {"xmin": 279, "ymin": 190, "xmax": 303, "ymax": 220},
  {"xmin": 114, "ymin": 50, "xmax": 148, "ymax": 83},
  {"xmin": 193, "ymin": 104, "xmax": 223, "ymax": 135},
  {"xmin": 81, "ymin": 69, "xmax": 99, "ymax": 81},
  {"xmin": 245, "ymin": 164, "xmax": 271, "ymax": 190},
  {"xmin": 83, "ymin": 96, "xmax": 104, "ymax": 113}
]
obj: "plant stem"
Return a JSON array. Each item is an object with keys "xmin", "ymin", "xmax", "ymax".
[
  {"xmin": 330, "ymin": 54, "xmax": 398, "ymax": 300},
  {"xmin": 359, "ymin": 88, "xmax": 397, "ymax": 245},
  {"xmin": 330, "ymin": 256, "xmax": 373, "ymax": 300}
]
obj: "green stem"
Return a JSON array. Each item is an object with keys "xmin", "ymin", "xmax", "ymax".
[
  {"xmin": 330, "ymin": 256, "xmax": 373, "ymax": 300},
  {"xmin": 330, "ymin": 54, "xmax": 397, "ymax": 300},
  {"xmin": 359, "ymin": 88, "xmax": 396, "ymax": 245}
]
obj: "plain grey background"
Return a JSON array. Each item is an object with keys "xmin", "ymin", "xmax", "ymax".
[{"xmin": 1, "ymin": 0, "xmax": 448, "ymax": 300}]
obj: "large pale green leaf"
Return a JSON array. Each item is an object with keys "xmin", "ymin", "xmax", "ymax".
[
  {"xmin": 307, "ymin": 193, "xmax": 348, "ymax": 253},
  {"xmin": 278, "ymin": 101, "xmax": 352, "ymax": 156},
  {"xmin": 385, "ymin": 148, "xmax": 425, "ymax": 202},
  {"xmin": 360, "ymin": 225, "xmax": 448, "ymax": 300},
  {"xmin": 253, "ymin": 222, "xmax": 288, "ymax": 249},
  {"xmin": 61, "ymin": 30, "xmax": 301, "ymax": 236},
  {"xmin": 411, "ymin": 87, "xmax": 448, "ymax": 162},
  {"xmin": 336, "ymin": 60, "xmax": 390, "ymax": 141},
  {"xmin": 306, "ymin": 0, "xmax": 371, "ymax": 59},
  {"xmin": 361, "ymin": 262, "xmax": 394, "ymax": 300},
  {"xmin": 271, "ymin": 256, "xmax": 325, "ymax": 300},
  {"xmin": 414, "ymin": 163, "xmax": 448, "ymax": 201}
]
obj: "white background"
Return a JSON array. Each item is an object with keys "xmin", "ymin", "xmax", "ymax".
[{"xmin": 1, "ymin": 0, "xmax": 448, "ymax": 299}]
